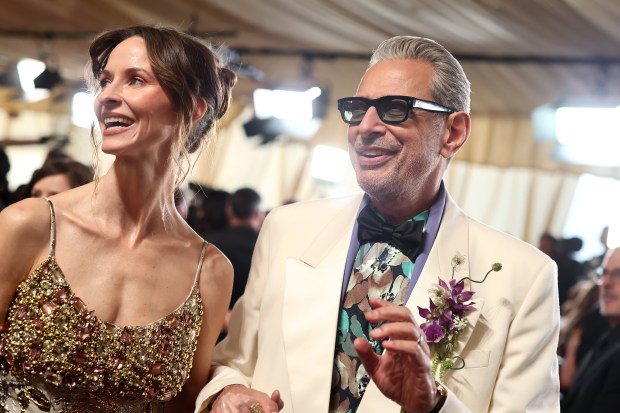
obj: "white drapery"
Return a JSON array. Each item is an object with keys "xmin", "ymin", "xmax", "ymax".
[{"xmin": 0, "ymin": 107, "xmax": 600, "ymax": 247}]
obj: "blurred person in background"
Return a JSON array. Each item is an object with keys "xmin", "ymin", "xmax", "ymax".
[
  {"xmin": 583, "ymin": 226, "xmax": 610, "ymax": 276},
  {"xmin": 0, "ymin": 148, "xmax": 10, "ymax": 211},
  {"xmin": 558, "ymin": 278, "xmax": 608, "ymax": 395},
  {"xmin": 538, "ymin": 232, "xmax": 557, "ymax": 258},
  {"xmin": 561, "ymin": 247, "xmax": 620, "ymax": 412},
  {"xmin": 555, "ymin": 237, "xmax": 587, "ymax": 307},
  {"xmin": 16, "ymin": 155, "xmax": 94, "ymax": 200},
  {"xmin": 187, "ymin": 184, "xmax": 230, "ymax": 238},
  {"xmin": 205, "ymin": 187, "xmax": 265, "ymax": 337}
]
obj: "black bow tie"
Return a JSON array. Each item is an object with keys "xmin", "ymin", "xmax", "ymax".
[{"xmin": 357, "ymin": 205, "xmax": 425, "ymax": 262}]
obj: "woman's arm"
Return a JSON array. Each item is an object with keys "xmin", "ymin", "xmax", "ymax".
[
  {"xmin": 0, "ymin": 198, "xmax": 51, "ymax": 326},
  {"xmin": 168, "ymin": 244, "xmax": 233, "ymax": 411}
]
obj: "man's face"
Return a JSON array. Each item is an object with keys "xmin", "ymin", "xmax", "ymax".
[
  {"xmin": 347, "ymin": 59, "xmax": 447, "ymax": 202},
  {"xmin": 599, "ymin": 249, "xmax": 620, "ymax": 326}
]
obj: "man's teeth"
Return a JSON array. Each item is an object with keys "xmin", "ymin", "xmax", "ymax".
[
  {"xmin": 361, "ymin": 150, "xmax": 387, "ymax": 157},
  {"xmin": 104, "ymin": 116, "xmax": 133, "ymax": 128}
]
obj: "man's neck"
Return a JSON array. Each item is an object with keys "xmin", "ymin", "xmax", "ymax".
[{"xmin": 368, "ymin": 192, "xmax": 438, "ymax": 225}]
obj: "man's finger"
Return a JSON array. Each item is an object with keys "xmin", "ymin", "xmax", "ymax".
[
  {"xmin": 354, "ymin": 337, "xmax": 380, "ymax": 376},
  {"xmin": 364, "ymin": 308, "xmax": 416, "ymax": 325}
]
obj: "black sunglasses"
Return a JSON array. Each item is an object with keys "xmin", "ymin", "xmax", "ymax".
[{"xmin": 337, "ymin": 95, "xmax": 456, "ymax": 125}]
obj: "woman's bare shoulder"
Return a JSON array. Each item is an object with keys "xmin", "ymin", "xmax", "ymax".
[
  {"xmin": 197, "ymin": 242, "xmax": 233, "ymax": 299},
  {"xmin": 0, "ymin": 198, "xmax": 52, "ymax": 243},
  {"xmin": 201, "ymin": 242, "xmax": 234, "ymax": 281},
  {"xmin": 0, "ymin": 198, "xmax": 52, "ymax": 281}
]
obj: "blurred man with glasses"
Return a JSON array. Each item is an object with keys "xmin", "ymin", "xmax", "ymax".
[
  {"xmin": 561, "ymin": 247, "xmax": 620, "ymax": 412},
  {"xmin": 197, "ymin": 36, "xmax": 559, "ymax": 413}
]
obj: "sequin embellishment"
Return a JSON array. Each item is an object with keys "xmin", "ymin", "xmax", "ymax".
[{"xmin": 0, "ymin": 256, "xmax": 203, "ymax": 412}]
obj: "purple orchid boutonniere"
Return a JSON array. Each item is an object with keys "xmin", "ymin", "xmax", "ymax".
[{"xmin": 418, "ymin": 253, "xmax": 502, "ymax": 381}]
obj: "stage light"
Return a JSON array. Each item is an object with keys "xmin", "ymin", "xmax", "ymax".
[
  {"xmin": 554, "ymin": 105, "xmax": 620, "ymax": 166},
  {"xmin": 15, "ymin": 58, "xmax": 54, "ymax": 101},
  {"xmin": 243, "ymin": 117, "xmax": 321, "ymax": 144},
  {"xmin": 532, "ymin": 96, "xmax": 620, "ymax": 167},
  {"xmin": 17, "ymin": 58, "xmax": 45, "ymax": 91},
  {"xmin": 253, "ymin": 87, "xmax": 322, "ymax": 121},
  {"xmin": 244, "ymin": 84, "xmax": 328, "ymax": 144},
  {"xmin": 0, "ymin": 58, "xmax": 64, "ymax": 102},
  {"xmin": 34, "ymin": 67, "xmax": 62, "ymax": 89},
  {"xmin": 555, "ymin": 106, "xmax": 619, "ymax": 145}
]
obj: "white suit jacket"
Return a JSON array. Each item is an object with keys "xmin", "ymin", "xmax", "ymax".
[{"xmin": 196, "ymin": 193, "xmax": 560, "ymax": 413}]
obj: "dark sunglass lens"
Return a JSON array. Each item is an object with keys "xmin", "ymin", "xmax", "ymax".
[
  {"xmin": 342, "ymin": 99, "xmax": 368, "ymax": 123},
  {"xmin": 379, "ymin": 98, "xmax": 409, "ymax": 122}
]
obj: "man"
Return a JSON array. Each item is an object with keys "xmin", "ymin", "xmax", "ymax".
[
  {"xmin": 206, "ymin": 188, "xmax": 265, "ymax": 333},
  {"xmin": 561, "ymin": 247, "xmax": 620, "ymax": 412},
  {"xmin": 196, "ymin": 36, "xmax": 559, "ymax": 413}
]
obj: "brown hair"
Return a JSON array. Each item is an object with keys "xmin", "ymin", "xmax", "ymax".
[
  {"xmin": 18, "ymin": 156, "xmax": 94, "ymax": 200},
  {"xmin": 86, "ymin": 25, "xmax": 237, "ymax": 186}
]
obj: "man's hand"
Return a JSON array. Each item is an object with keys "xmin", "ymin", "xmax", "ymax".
[
  {"xmin": 211, "ymin": 384, "xmax": 284, "ymax": 413},
  {"xmin": 354, "ymin": 297, "xmax": 441, "ymax": 413}
]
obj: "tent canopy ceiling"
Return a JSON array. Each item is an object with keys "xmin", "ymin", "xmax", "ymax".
[{"xmin": 1, "ymin": 0, "xmax": 620, "ymax": 115}]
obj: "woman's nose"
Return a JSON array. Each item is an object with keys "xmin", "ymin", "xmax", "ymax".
[{"xmin": 96, "ymin": 83, "xmax": 121, "ymax": 106}]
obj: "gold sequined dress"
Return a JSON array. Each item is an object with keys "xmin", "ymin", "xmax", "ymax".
[{"xmin": 0, "ymin": 200, "xmax": 205, "ymax": 412}]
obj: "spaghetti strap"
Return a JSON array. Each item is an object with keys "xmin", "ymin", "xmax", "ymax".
[
  {"xmin": 193, "ymin": 240, "xmax": 208, "ymax": 288},
  {"xmin": 44, "ymin": 198, "xmax": 56, "ymax": 257}
]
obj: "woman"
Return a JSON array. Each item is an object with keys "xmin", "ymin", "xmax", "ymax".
[
  {"xmin": 16, "ymin": 154, "xmax": 94, "ymax": 199},
  {"xmin": 0, "ymin": 25, "xmax": 236, "ymax": 412}
]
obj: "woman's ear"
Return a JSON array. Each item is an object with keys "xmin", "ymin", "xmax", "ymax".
[
  {"xmin": 192, "ymin": 97, "xmax": 208, "ymax": 123},
  {"xmin": 440, "ymin": 111, "xmax": 470, "ymax": 159}
]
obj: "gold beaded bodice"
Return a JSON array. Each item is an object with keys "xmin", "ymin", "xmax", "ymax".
[{"xmin": 0, "ymin": 200, "xmax": 206, "ymax": 412}]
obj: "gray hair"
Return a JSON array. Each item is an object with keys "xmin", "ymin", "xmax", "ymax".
[{"xmin": 369, "ymin": 36, "xmax": 470, "ymax": 113}]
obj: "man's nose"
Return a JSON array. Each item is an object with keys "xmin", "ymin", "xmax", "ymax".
[{"xmin": 356, "ymin": 106, "xmax": 386, "ymax": 135}]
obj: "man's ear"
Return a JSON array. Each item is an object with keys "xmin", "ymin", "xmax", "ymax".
[
  {"xmin": 440, "ymin": 111, "xmax": 470, "ymax": 159},
  {"xmin": 192, "ymin": 97, "xmax": 208, "ymax": 123}
]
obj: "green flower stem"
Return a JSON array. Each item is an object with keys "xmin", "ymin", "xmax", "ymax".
[
  {"xmin": 451, "ymin": 355, "xmax": 465, "ymax": 370},
  {"xmin": 457, "ymin": 263, "xmax": 502, "ymax": 285}
]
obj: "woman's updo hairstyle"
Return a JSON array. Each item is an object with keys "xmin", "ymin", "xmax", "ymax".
[{"xmin": 87, "ymin": 25, "xmax": 237, "ymax": 185}]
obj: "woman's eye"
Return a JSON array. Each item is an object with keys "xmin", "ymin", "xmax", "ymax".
[
  {"xmin": 99, "ymin": 78, "xmax": 111, "ymax": 88},
  {"xmin": 129, "ymin": 77, "xmax": 144, "ymax": 85}
]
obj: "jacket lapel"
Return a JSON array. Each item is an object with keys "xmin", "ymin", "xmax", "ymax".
[
  {"xmin": 410, "ymin": 194, "xmax": 484, "ymax": 375},
  {"xmin": 281, "ymin": 196, "xmax": 362, "ymax": 412}
]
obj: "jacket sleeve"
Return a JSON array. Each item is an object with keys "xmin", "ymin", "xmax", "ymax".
[{"xmin": 195, "ymin": 213, "xmax": 274, "ymax": 412}]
